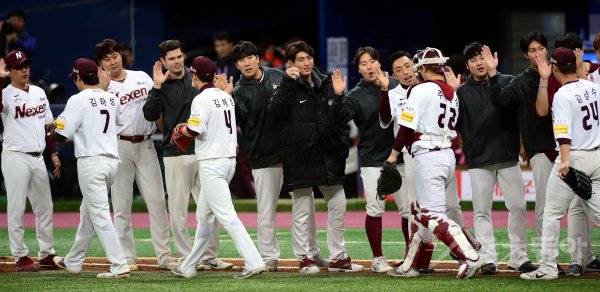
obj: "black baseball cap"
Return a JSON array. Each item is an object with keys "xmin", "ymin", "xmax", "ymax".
[{"xmin": 4, "ymin": 50, "xmax": 32, "ymax": 70}]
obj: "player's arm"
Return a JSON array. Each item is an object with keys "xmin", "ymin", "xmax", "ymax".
[
  {"xmin": 268, "ymin": 69, "xmax": 299, "ymax": 120},
  {"xmin": 379, "ymin": 90, "xmax": 392, "ymax": 128},
  {"xmin": 41, "ymin": 97, "xmax": 61, "ymax": 176},
  {"xmin": 535, "ymin": 54, "xmax": 552, "ymax": 117},
  {"xmin": 386, "ymin": 86, "xmax": 425, "ymax": 163},
  {"xmin": 54, "ymin": 98, "xmax": 81, "ymax": 143},
  {"xmin": 232, "ymin": 86, "xmax": 248, "ymax": 129},
  {"xmin": 552, "ymin": 94, "xmax": 573, "ymax": 177},
  {"xmin": 144, "ymin": 88, "xmax": 164, "ymax": 122},
  {"xmin": 185, "ymin": 97, "xmax": 209, "ymax": 137}
]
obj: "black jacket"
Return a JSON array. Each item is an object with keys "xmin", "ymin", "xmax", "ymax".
[
  {"xmin": 233, "ymin": 67, "xmax": 284, "ymax": 169},
  {"xmin": 489, "ymin": 68, "xmax": 556, "ymax": 158},
  {"xmin": 340, "ymin": 78, "xmax": 398, "ymax": 167},
  {"xmin": 457, "ymin": 74, "xmax": 520, "ymax": 168},
  {"xmin": 143, "ymin": 68, "xmax": 200, "ymax": 157},
  {"xmin": 269, "ymin": 69, "xmax": 348, "ymax": 189}
]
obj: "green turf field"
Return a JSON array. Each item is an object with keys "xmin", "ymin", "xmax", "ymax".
[{"xmin": 1, "ymin": 228, "xmax": 599, "ymax": 291}]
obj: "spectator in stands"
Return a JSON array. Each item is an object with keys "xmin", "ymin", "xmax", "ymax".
[
  {"xmin": 213, "ymin": 31, "xmax": 240, "ymax": 82},
  {"xmin": 5, "ymin": 10, "xmax": 36, "ymax": 57}
]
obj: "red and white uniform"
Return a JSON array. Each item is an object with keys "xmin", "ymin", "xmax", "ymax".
[
  {"xmin": 106, "ymin": 70, "xmax": 173, "ymax": 267},
  {"xmin": 1, "ymin": 84, "xmax": 56, "ymax": 259}
]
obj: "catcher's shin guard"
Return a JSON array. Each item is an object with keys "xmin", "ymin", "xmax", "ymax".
[
  {"xmin": 399, "ymin": 225, "xmax": 424, "ymax": 273},
  {"xmin": 462, "ymin": 227, "xmax": 481, "ymax": 251},
  {"xmin": 431, "ymin": 219, "xmax": 479, "ymax": 261},
  {"xmin": 414, "ymin": 240, "xmax": 434, "ymax": 270}
]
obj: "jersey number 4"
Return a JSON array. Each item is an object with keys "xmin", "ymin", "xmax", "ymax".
[
  {"xmin": 581, "ymin": 101, "xmax": 599, "ymax": 130},
  {"xmin": 224, "ymin": 109, "xmax": 232, "ymax": 134},
  {"xmin": 437, "ymin": 103, "xmax": 457, "ymax": 130}
]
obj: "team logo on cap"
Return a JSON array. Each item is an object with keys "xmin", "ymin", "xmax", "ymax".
[{"xmin": 15, "ymin": 52, "xmax": 23, "ymax": 60}]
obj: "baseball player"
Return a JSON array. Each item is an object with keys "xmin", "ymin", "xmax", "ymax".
[
  {"xmin": 379, "ymin": 50, "xmax": 466, "ymax": 272},
  {"xmin": 95, "ymin": 39, "xmax": 175, "ymax": 270},
  {"xmin": 230, "ymin": 41, "xmax": 326, "ymax": 271},
  {"xmin": 170, "ymin": 56, "xmax": 265, "ymax": 279},
  {"xmin": 1, "ymin": 50, "xmax": 61, "ymax": 272},
  {"xmin": 385, "ymin": 48, "xmax": 482, "ymax": 278},
  {"xmin": 522, "ymin": 48, "xmax": 600, "ymax": 280},
  {"xmin": 143, "ymin": 40, "xmax": 229, "ymax": 270},
  {"xmin": 52, "ymin": 58, "xmax": 129, "ymax": 278}
]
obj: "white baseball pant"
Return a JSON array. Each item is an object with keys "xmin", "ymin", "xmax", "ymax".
[
  {"xmin": 468, "ymin": 164, "xmax": 529, "ymax": 267},
  {"xmin": 63, "ymin": 156, "xmax": 128, "ymax": 275},
  {"xmin": 292, "ymin": 185, "xmax": 348, "ymax": 260},
  {"xmin": 163, "ymin": 154, "xmax": 219, "ymax": 259},
  {"xmin": 2, "ymin": 150, "xmax": 55, "ymax": 258},
  {"xmin": 252, "ymin": 165, "xmax": 282, "ymax": 262},
  {"xmin": 178, "ymin": 158, "xmax": 263, "ymax": 273},
  {"xmin": 111, "ymin": 139, "xmax": 172, "ymax": 266},
  {"xmin": 567, "ymin": 197, "xmax": 595, "ymax": 266},
  {"xmin": 530, "ymin": 153, "xmax": 553, "ymax": 238},
  {"xmin": 538, "ymin": 149, "xmax": 600, "ymax": 276}
]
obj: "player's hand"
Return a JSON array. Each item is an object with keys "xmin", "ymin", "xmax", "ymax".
[
  {"xmin": 482, "ymin": 45, "xmax": 499, "ymax": 77},
  {"xmin": 574, "ymin": 48, "xmax": 589, "ymax": 79},
  {"xmin": 386, "ymin": 150, "xmax": 399, "ymax": 164},
  {"xmin": 519, "ymin": 146, "xmax": 529, "ymax": 166},
  {"xmin": 332, "ymin": 69, "xmax": 346, "ymax": 95},
  {"xmin": 559, "ymin": 160, "xmax": 570, "ymax": 177},
  {"xmin": 375, "ymin": 67, "xmax": 389, "ymax": 91},
  {"xmin": 153, "ymin": 61, "xmax": 170, "ymax": 89},
  {"xmin": 0, "ymin": 59, "xmax": 9, "ymax": 78},
  {"xmin": 285, "ymin": 67, "xmax": 301, "ymax": 80},
  {"xmin": 443, "ymin": 67, "xmax": 461, "ymax": 90},
  {"xmin": 536, "ymin": 54, "xmax": 551, "ymax": 79},
  {"xmin": 98, "ymin": 66, "xmax": 110, "ymax": 90},
  {"xmin": 214, "ymin": 74, "xmax": 234, "ymax": 94},
  {"xmin": 51, "ymin": 153, "xmax": 61, "ymax": 178}
]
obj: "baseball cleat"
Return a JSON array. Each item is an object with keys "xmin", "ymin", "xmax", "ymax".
[
  {"xmin": 520, "ymin": 269, "xmax": 558, "ymax": 280},
  {"xmin": 171, "ymin": 265, "xmax": 198, "ymax": 278},
  {"xmin": 52, "ymin": 256, "xmax": 81, "ymax": 274},
  {"xmin": 234, "ymin": 265, "xmax": 265, "ymax": 279},
  {"xmin": 298, "ymin": 256, "xmax": 319, "ymax": 274},
  {"xmin": 15, "ymin": 256, "xmax": 38, "ymax": 272},
  {"xmin": 565, "ymin": 264, "xmax": 583, "ymax": 277},
  {"xmin": 328, "ymin": 257, "xmax": 364, "ymax": 273},
  {"xmin": 196, "ymin": 258, "xmax": 233, "ymax": 271},
  {"xmin": 586, "ymin": 257, "xmax": 600, "ymax": 272},
  {"xmin": 312, "ymin": 254, "xmax": 329, "ymax": 268},
  {"xmin": 456, "ymin": 257, "xmax": 484, "ymax": 279},
  {"xmin": 127, "ymin": 259, "xmax": 138, "ymax": 271},
  {"xmin": 264, "ymin": 259, "xmax": 278, "ymax": 272},
  {"xmin": 159, "ymin": 259, "xmax": 180, "ymax": 270},
  {"xmin": 480, "ymin": 263, "xmax": 497, "ymax": 275},
  {"xmin": 370, "ymin": 256, "xmax": 393, "ymax": 273},
  {"xmin": 387, "ymin": 266, "xmax": 419, "ymax": 277},
  {"xmin": 96, "ymin": 271, "xmax": 131, "ymax": 279},
  {"xmin": 38, "ymin": 254, "xmax": 61, "ymax": 270}
]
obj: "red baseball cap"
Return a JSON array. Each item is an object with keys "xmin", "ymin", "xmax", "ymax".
[
  {"xmin": 189, "ymin": 56, "xmax": 215, "ymax": 77},
  {"xmin": 69, "ymin": 58, "xmax": 98, "ymax": 78},
  {"xmin": 4, "ymin": 50, "xmax": 32, "ymax": 69},
  {"xmin": 550, "ymin": 47, "xmax": 576, "ymax": 67}
]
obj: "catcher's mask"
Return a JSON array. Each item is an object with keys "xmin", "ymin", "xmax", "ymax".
[{"xmin": 413, "ymin": 47, "xmax": 449, "ymax": 78}]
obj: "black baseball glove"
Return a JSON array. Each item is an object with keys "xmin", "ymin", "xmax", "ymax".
[
  {"xmin": 376, "ymin": 161, "xmax": 402, "ymax": 200},
  {"xmin": 562, "ymin": 167, "xmax": 592, "ymax": 200}
]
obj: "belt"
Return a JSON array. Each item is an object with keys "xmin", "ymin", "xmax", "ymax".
[
  {"xmin": 25, "ymin": 152, "xmax": 42, "ymax": 157},
  {"xmin": 119, "ymin": 135, "xmax": 151, "ymax": 143},
  {"xmin": 411, "ymin": 148, "xmax": 442, "ymax": 157}
]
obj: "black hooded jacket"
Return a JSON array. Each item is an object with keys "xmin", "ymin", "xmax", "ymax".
[{"xmin": 269, "ymin": 69, "xmax": 348, "ymax": 189}]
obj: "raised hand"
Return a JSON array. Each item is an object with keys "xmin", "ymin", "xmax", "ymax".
[
  {"xmin": 98, "ymin": 66, "xmax": 110, "ymax": 90},
  {"xmin": 443, "ymin": 67, "xmax": 461, "ymax": 90},
  {"xmin": 375, "ymin": 67, "xmax": 389, "ymax": 91},
  {"xmin": 536, "ymin": 54, "xmax": 551, "ymax": 79},
  {"xmin": 152, "ymin": 61, "xmax": 170, "ymax": 89},
  {"xmin": 285, "ymin": 67, "xmax": 301, "ymax": 80},
  {"xmin": 214, "ymin": 74, "xmax": 234, "ymax": 94},
  {"xmin": 51, "ymin": 153, "xmax": 61, "ymax": 178},
  {"xmin": 0, "ymin": 59, "xmax": 9, "ymax": 78},
  {"xmin": 332, "ymin": 68, "xmax": 346, "ymax": 95},
  {"xmin": 481, "ymin": 45, "xmax": 499, "ymax": 76}
]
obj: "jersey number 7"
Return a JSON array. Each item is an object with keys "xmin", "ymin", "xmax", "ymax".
[{"xmin": 100, "ymin": 109, "xmax": 110, "ymax": 133}]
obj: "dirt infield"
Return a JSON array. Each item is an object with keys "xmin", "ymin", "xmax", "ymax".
[{"xmin": 0, "ymin": 210, "xmax": 569, "ymax": 229}]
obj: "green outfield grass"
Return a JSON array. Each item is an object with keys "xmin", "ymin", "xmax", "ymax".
[{"xmin": 1, "ymin": 228, "xmax": 599, "ymax": 291}]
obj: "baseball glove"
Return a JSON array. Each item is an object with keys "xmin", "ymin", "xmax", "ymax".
[
  {"xmin": 562, "ymin": 167, "xmax": 592, "ymax": 200},
  {"xmin": 376, "ymin": 161, "xmax": 402, "ymax": 200},
  {"xmin": 170, "ymin": 123, "xmax": 193, "ymax": 153}
]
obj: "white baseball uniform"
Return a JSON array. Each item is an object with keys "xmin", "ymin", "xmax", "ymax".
[
  {"xmin": 382, "ymin": 84, "xmax": 463, "ymax": 226},
  {"xmin": 106, "ymin": 70, "xmax": 172, "ymax": 267},
  {"xmin": 538, "ymin": 79, "xmax": 600, "ymax": 276},
  {"xmin": 1, "ymin": 84, "xmax": 56, "ymax": 259},
  {"xmin": 177, "ymin": 86, "xmax": 263, "ymax": 274},
  {"xmin": 396, "ymin": 81, "xmax": 479, "ymax": 273},
  {"xmin": 55, "ymin": 88, "xmax": 128, "ymax": 275}
]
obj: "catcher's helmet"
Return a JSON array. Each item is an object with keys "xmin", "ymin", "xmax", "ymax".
[{"xmin": 413, "ymin": 47, "xmax": 448, "ymax": 74}]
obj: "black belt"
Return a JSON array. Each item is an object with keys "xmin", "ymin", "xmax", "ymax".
[
  {"xmin": 119, "ymin": 135, "xmax": 151, "ymax": 143},
  {"xmin": 411, "ymin": 148, "xmax": 442, "ymax": 157},
  {"xmin": 25, "ymin": 152, "xmax": 42, "ymax": 157}
]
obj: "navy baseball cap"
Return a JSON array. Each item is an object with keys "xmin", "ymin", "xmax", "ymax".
[
  {"xmin": 189, "ymin": 56, "xmax": 215, "ymax": 77},
  {"xmin": 69, "ymin": 58, "xmax": 98, "ymax": 78},
  {"xmin": 550, "ymin": 47, "xmax": 576, "ymax": 67},
  {"xmin": 4, "ymin": 50, "xmax": 32, "ymax": 69}
]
